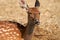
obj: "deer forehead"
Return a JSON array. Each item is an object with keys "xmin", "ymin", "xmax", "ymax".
[{"xmin": 28, "ymin": 8, "xmax": 40, "ymax": 14}]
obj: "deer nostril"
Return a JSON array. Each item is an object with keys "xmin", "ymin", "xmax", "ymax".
[{"xmin": 34, "ymin": 20, "xmax": 40, "ymax": 25}]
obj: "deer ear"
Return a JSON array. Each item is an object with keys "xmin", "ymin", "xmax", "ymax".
[
  {"xmin": 35, "ymin": 0, "xmax": 40, "ymax": 8},
  {"xmin": 19, "ymin": 0, "xmax": 28, "ymax": 10}
]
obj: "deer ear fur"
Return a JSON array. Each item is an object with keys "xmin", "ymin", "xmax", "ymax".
[
  {"xmin": 19, "ymin": 0, "xmax": 28, "ymax": 10},
  {"xmin": 35, "ymin": 0, "xmax": 40, "ymax": 8}
]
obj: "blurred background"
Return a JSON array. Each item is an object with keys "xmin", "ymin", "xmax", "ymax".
[{"xmin": 0, "ymin": 0, "xmax": 60, "ymax": 40}]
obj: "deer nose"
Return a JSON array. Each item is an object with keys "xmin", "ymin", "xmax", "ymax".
[{"xmin": 34, "ymin": 20, "xmax": 40, "ymax": 25}]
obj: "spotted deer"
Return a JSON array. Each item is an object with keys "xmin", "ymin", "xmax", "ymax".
[
  {"xmin": 0, "ymin": 21, "xmax": 26, "ymax": 40},
  {"xmin": 0, "ymin": 0, "xmax": 40, "ymax": 40}
]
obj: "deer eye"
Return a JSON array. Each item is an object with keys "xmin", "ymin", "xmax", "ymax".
[
  {"xmin": 28, "ymin": 12, "xmax": 32, "ymax": 14},
  {"xmin": 39, "ymin": 13, "xmax": 40, "ymax": 14},
  {"xmin": 29, "ymin": 13, "xmax": 32, "ymax": 14}
]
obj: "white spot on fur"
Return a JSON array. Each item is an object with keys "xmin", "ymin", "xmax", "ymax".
[
  {"xmin": 10, "ymin": 32, "xmax": 13, "ymax": 34},
  {"xmin": 16, "ymin": 28, "xmax": 18, "ymax": 30},
  {"xmin": 1, "ymin": 28, "xmax": 4, "ymax": 30},
  {"xmin": 5, "ymin": 33, "xmax": 9, "ymax": 35},
  {"xmin": 3, "ymin": 30, "xmax": 7, "ymax": 32},
  {"xmin": 8, "ymin": 28, "xmax": 14, "ymax": 31},
  {"xmin": 14, "ymin": 32, "xmax": 16, "ymax": 34},
  {"xmin": 11, "ymin": 28, "xmax": 14, "ymax": 30},
  {"xmin": 16, "ymin": 33, "xmax": 19, "ymax": 36}
]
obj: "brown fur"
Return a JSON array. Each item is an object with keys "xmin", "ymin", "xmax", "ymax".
[
  {"xmin": 24, "ymin": 8, "xmax": 40, "ymax": 40},
  {"xmin": 0, "ymin": 21, "xmax": 25, "ymax": 40}
]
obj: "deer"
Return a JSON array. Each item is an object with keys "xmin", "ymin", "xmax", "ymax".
[
  {"xmin": 0, "ymin": 0, "xmax": 40, "ymax": 40},
  {"xmin": 20, "ymin": 0, "xmax": 40, "ymax": 40},
  {"xmin": 0, "ymin": 21, "xmax": 26, "ymax": 40}
]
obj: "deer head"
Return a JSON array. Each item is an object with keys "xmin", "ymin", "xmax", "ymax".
[{"xmin": 20, "ymin": 0, "xmax": 40, "ymax": 25}]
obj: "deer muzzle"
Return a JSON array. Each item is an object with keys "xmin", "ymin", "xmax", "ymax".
[{"xmin": 34, "ymin": 19, "xmax": 40, "ymax": 25}]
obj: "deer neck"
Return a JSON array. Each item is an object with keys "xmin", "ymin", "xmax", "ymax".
[{"xmin": 24, "ymin": 14, "xmax": 36, "ymax": 40}]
